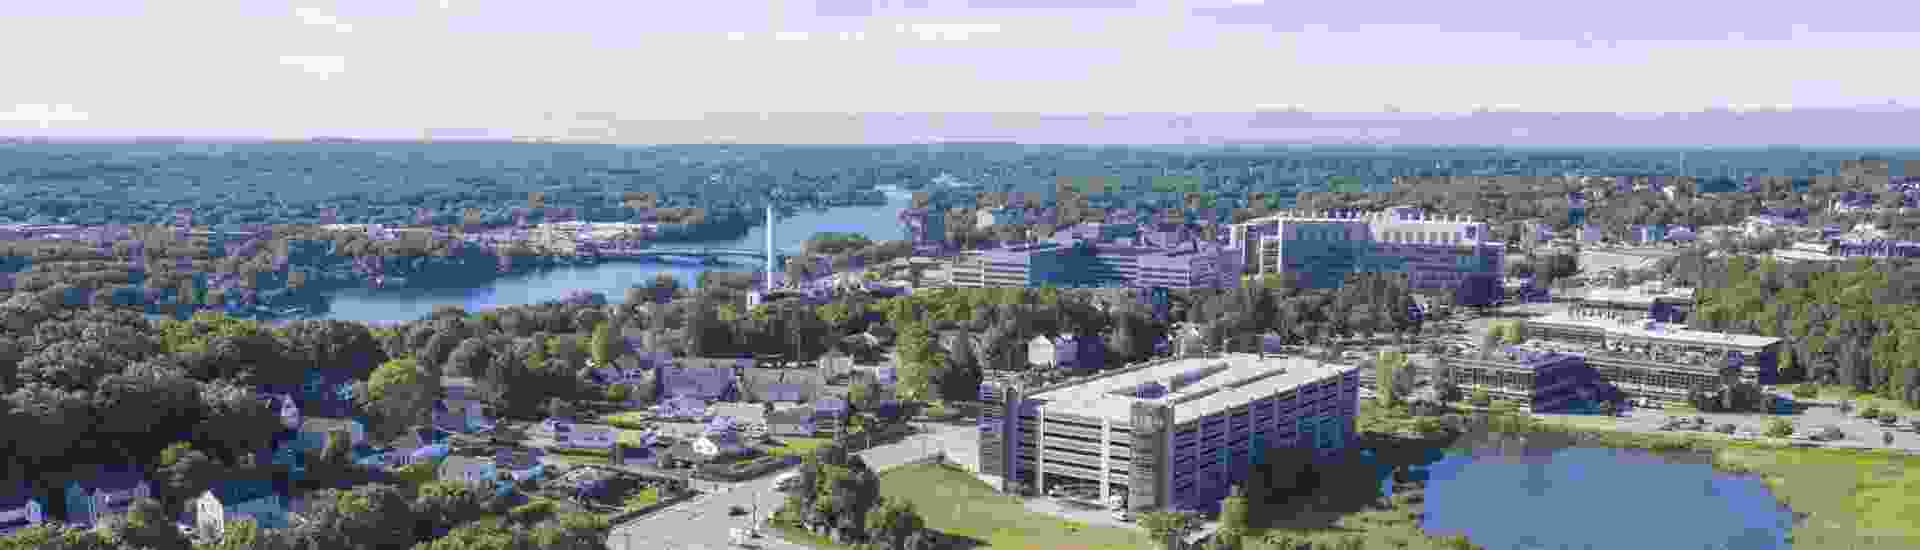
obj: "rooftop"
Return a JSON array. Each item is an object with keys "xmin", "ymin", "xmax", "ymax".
[
  {"xmin": 1026, "ymin": 354, "xmax": 1357, "ymax": 425},
  {"xmin": 1530, "ymin": 310, "xmax": 1783, "ymax": 350}
]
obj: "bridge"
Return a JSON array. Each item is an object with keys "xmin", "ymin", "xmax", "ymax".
[{"xmin": 591, "ymin": 245, "xmax": 796, "ymax": 265}]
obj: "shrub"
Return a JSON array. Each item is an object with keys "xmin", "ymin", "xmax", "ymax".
[
  {"xmin": 606, "ymin": 384, "xmax": 631, "ymax": 403},
  {"xmin": 602, "ymin": 417, "xmax": 650, "ymax": 430},
  {"xmin": 508, "ymin": 498, "xmax": 557, "ymax": 525},
  {"xmin": 1763, "ymin": 418, "xmax": 1794, "ymax": 438},
  {"xmin": 1859, "ymin": 406, "xmax": 1881, "ymax": 420},
  {"xmin": 1790, "ymin": 385, "xmax": 1819, "ymax": 399}
]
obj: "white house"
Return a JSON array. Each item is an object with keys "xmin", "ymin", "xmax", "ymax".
[
  {"xmin": 692, "ymin": 431, "xmax": 746, "ymax": 458},
  {"xmin": 438, "ymin": 456, "xmax": 499, "ymax": 485},
  {"xmin": 553, "ymin": 423, "xmax": 616, "ymax": 449},
  {"xmin": 766, "ymin": 406, "xmax": 816, "ymax": 437},
  {"xmin": 0, "ymin": 483, "xmax": 44, "ymax": 535},
  {"xmin": 197, "ymin": 479, "xmax": 287, "ymax": 539},
  {"xmin": 1027, "ymin": 335, "xmax": 1056, "ymax": 368}
]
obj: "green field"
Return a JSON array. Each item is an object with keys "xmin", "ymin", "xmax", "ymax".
[{"xmin": 878, "ymin": 463, "xmax": 1157, "ymax": 550}]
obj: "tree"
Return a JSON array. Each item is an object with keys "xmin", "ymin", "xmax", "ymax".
[
  {"xmin": 939, "ymin": 334, "xmax": 984, "ymax": 403},
  {"xmin": 300, "ymin": 483, "xmax": 417, "ymax": 550},
  {"xmin": 412, "ymin": 520, "xmax": 528, "ymax": 550},
  {"xmin": 527, "ymin": 511, "xmax": 611, "ymax": 550},
  {"xmin": 1764, "ymin": 418, "xmax": 1794, "ymax": 438},
  {"xmin": 363, "ymin": 358, "xmax": 440, "ymax": 442},
  {"xmin": 1374, "ymin": 351, "xmax": 1413, "ymax": 406},
  {"xmin": 1139, "ymin": 509, "xmax": 1201, "ymax": 550},
  {"xmin": 1469, "ymin": 387, "xmax": 1493, "ymax": 408},
  {"xmin": 864, "ymin": 497, "xmax": 927, "ymax": 550},
  {"xmin": 589, "ymin": 321, "xmax": 617, "ymax": 368},
  {"xmin": 605, "ymin": 383, "xmax": 631, "ymax": 404},
  {"xmin": 1432, "ymin": 355, "xmax": 1463, "ymax": 403},
  {"xmin": 547, "ymin": 397, "xmax": 577, "ymax": 420},
  {"xmin": 114, "ymin": 496, "xmax": 191, "ymax": 550},
  {"xmin": 155, "ymin": 441, "xmax": 224, "ymax": 512},
  {"xmin": 1216, "ymin": 485, "xmax": 1251, "ymax": 550},
  {"xmin": 193, "ymin": 378, "xmax": 288, "ymax": 466}
]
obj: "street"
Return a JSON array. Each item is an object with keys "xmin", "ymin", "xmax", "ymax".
[
  {"xmin": 1532, "ymin": 399, "xmax": 1920, "ymax": 454},
  {"xmin": 606, "ymin": 420, "xmax": 977, "ymax": 550}
]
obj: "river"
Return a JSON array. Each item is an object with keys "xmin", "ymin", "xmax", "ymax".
[{"xmin": 236, "ymin": 197, "xmax": 910, "ymax": 324}]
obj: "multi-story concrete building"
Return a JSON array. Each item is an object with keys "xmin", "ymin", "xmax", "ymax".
[
  {"xmin": 1573, "ymin": 284, "xmax": 1695, "ymax": 323},
  {"xmin": 1229, "ymin": 207, "xmax": 1505, "ymax": 290},
  {"xmin": 949, "ymin": 228, "xmax": 1241, "ymax": 289},
  {"xmin": 1438, "ymin": 351, "xmax": 1624, "ymax": 413},
  {"xmin": 977, "ymin": 353, "xmax": 1359, "ymax": 514},
  {"xmin": 1522, "ymin": 310, "xmax": 1784, "ymax": 385}
]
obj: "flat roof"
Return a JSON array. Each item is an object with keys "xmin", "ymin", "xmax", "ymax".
[
  {"xmin": 1578, "ymin": 286, "xmax": 1693, "ymax": 306},
  {"xmin": 1530, "ymin": 311, "xmax": 1782, "ymax": 349},
  {"xmin": 1027, "ymin": 354, "xmax": 1356, "ymax": 425}
]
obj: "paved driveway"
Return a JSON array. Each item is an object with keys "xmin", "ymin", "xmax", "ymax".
[{"xmin": 607, "ymin": 421, "xmax": 976, "ymax": 550}]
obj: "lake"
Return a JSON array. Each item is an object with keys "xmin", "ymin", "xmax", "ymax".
[
  {"xmin": 247, "ymin": 197, "xmax": 910, "ymax": 324},
  {"xmin": 1403, "ymin": 436, "xmax": 1795, "ymax": 550}
]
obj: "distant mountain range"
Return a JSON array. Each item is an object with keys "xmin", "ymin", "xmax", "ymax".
[{"xmin": 9, "ymin": 108, "xmax": 1920, "ymax": 148}]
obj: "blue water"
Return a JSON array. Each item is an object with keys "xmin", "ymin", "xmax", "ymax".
[
  {"xmin": 1410, "ymin": 445, "xmax": 1793, "ymax": 550},
  {"xmin": 300, "ymin": 197, "xmax": 910, "ymax": 323}
]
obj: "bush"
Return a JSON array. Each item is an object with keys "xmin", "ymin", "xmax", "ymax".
[
  {"xmin": 1859, "ymin": 406, "xmax": 1881, "ymax": 420},
  {"xmin": 508, "ymin": 499, "xmax": 557, "ymax": 525},
  {"xmin": 1763, "ymin": 418, "xmax": 1794, "ymax": 438},
  {"xmin": 1791, "ymin": 385, "xmax": 1819, "ymax": 399},
  {"xmin": 602, "ymin": 417, "xmax": 651, "ymax": 430},
  {"xmin": 606, "ymin": 384, "xmax": 631, "ymax": 403}
]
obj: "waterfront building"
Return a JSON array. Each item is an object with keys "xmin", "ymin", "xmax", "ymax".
[
  {"xmin": 1522, "ymin": 310, "xmax": 1783, "ymax": 385},
  {"xmin": 978, "ymin": 354, "xmax": 1359, "ymax": 513},
  {"xmin": 1228, "ymin": 208, "xmax": 1504, "ymax": 290},
  {"xmin": 1439, "ymin": 351, "xmax": 1623, "ymax": 413},
  {"xmin": 948, "ymin": 226, "xmax": 1240, "ymax": 289}
]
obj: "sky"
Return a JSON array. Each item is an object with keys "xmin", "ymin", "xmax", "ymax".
[{"xmin": 2, "ymin": 0, "xmax": 1918, "ymax": 144}]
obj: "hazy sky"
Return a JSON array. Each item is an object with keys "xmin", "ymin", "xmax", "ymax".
[{"xmin": 3, "ymin": 0, "xmax": 1917, "ymax": 142}]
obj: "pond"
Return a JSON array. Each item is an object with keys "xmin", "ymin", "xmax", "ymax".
[{"xmin": 1400, "ymin": 434, "xmax": 1795, "ymax": 550}]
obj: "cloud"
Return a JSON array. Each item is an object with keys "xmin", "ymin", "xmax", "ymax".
[
  {"xmin": 294, "ymin": 7, "xmax": 354, "ymax": 33},
  {"xmin": 279, "ymin": 55, "xmax": 347, "ymax": 80},
  {"xmin": 897, "ymin": 23, "xmax": 1002, "ymax": 42},
  {"xmin": 0, "ymin": 103, "xmax": 89, "ymax": 128}
]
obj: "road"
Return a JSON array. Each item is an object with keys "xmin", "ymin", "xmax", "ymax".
[
  {"xmin": 607, "ymin": 421, "xmax": 978, "ymax": 550},
  {"xmin": 1532, "ymin": 399, "xmax": 1920, "ymax": 454}
]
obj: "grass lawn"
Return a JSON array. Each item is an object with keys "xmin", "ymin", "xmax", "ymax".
[
  {"xmin": 622, "ymin": 486, "xmax": 661, "ymax": 510},
  {"xmin": 763, "ymin": 436, "xmax": 832, "ymax": 459},
  {"xmin": 876, "ymin": 463, "xmax": 1157, "ymax": 550}
]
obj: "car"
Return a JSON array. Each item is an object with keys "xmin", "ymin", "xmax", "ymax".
[
  {"xmin": 729, "ymin": 505, "xmax": 749, "ymax": 516},
  {"xmin": 1113, "ymin": 509, "xmax": 1134, "ymax": 522}
]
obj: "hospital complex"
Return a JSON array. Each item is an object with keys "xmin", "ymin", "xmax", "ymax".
[{"xmin": 965, "ymin": 205, "xmax": 1775, "ymax": 512}]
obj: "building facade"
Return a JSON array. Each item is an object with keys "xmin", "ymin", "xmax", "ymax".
[
  {"xmin": 1523, "ymin": 311, "xmax": 1783, "ymax": 385},
  {"xmin": 978, "ymin": 354, "xmax": 1359, "ymax": 514},
  {"xmin": 1230, "ymin": 208, "xmax": 1504, "ymax": 290},
  {"xmin": 1440, "ymin": 352, "xmax": 1622, "ymax": 413},
  {"xmin": 948, "ymin": 227, "xmax": 1241, "ymax": 289}
]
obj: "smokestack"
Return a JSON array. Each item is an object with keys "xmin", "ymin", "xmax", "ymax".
[{"xmin": 766, "ymin": 203, "xmax": 776, "ymax": 292}]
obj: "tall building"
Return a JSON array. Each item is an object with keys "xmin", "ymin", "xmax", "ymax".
[
  {"xmin": 765, "ymin": 204, "xmax": 776, "ymax": 292},
  {"xmin": 1230, "ymin": 207, "xmax": 1504, "ymax": 290},
  {"xmin": 978, "ymin": 354, "xmax": 1359, "ymax": 513}
]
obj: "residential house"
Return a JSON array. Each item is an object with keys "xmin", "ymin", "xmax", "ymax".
[
  {"xmin": 295, "ymin": 416, "xmax": 367, "ymax": 452},
  {"xmin": 61, "ymin": 466, "xmax": 151, "ymax": 528},
  {"xmin": 691, "ymin": 430, "xmax": 746, "ymax": 460},
  {"xmin": 0, "ymin": 482, "xmax": 45, "ymax": 535},
  {"xmin": 652, "ymin": 394, "xmax": 709, "ymax": 419},
  {"xmin": 553, "ymin": 423, "xmax": 617, "ymax": 449},
  {"xmin": 438, "ymin": 456, "xmax": 499, "ymax": 485},
  {"xmin": 435, "ymin": 377, "xmax": 494, "ymax": 433},
  {"xmin": 766, "ymin": 406, "xmax": 816, "ymax": 437},
  {"xmin": 1027, "ymin": 335, "xmax": 1056, "ymax": 368},
  {"xmin": 612, "ymin": 444, "xmax": 657, "ymax": 468},
  {"xmin": 655, "ymin": 366, "xmax": 737, "ymax": 402},
  {"xmin": 1053, "ymin": 333, "xmax": 1105, "ymax": 370},
  {"xmin": 737, "ymin": 368, "xmax": 824, "ymax": 404},
  {"xmin": 197, "ymin": 478, "xmax": 288, "ymax": 539},
  {"xmin": 811, "ymin": 397, "xmax": 848, "ymax": 438}
]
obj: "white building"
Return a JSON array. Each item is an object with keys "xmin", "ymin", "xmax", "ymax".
[{"xmin": 977, "ymin": 354, "xmax": 1360, "ymax": 512}]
